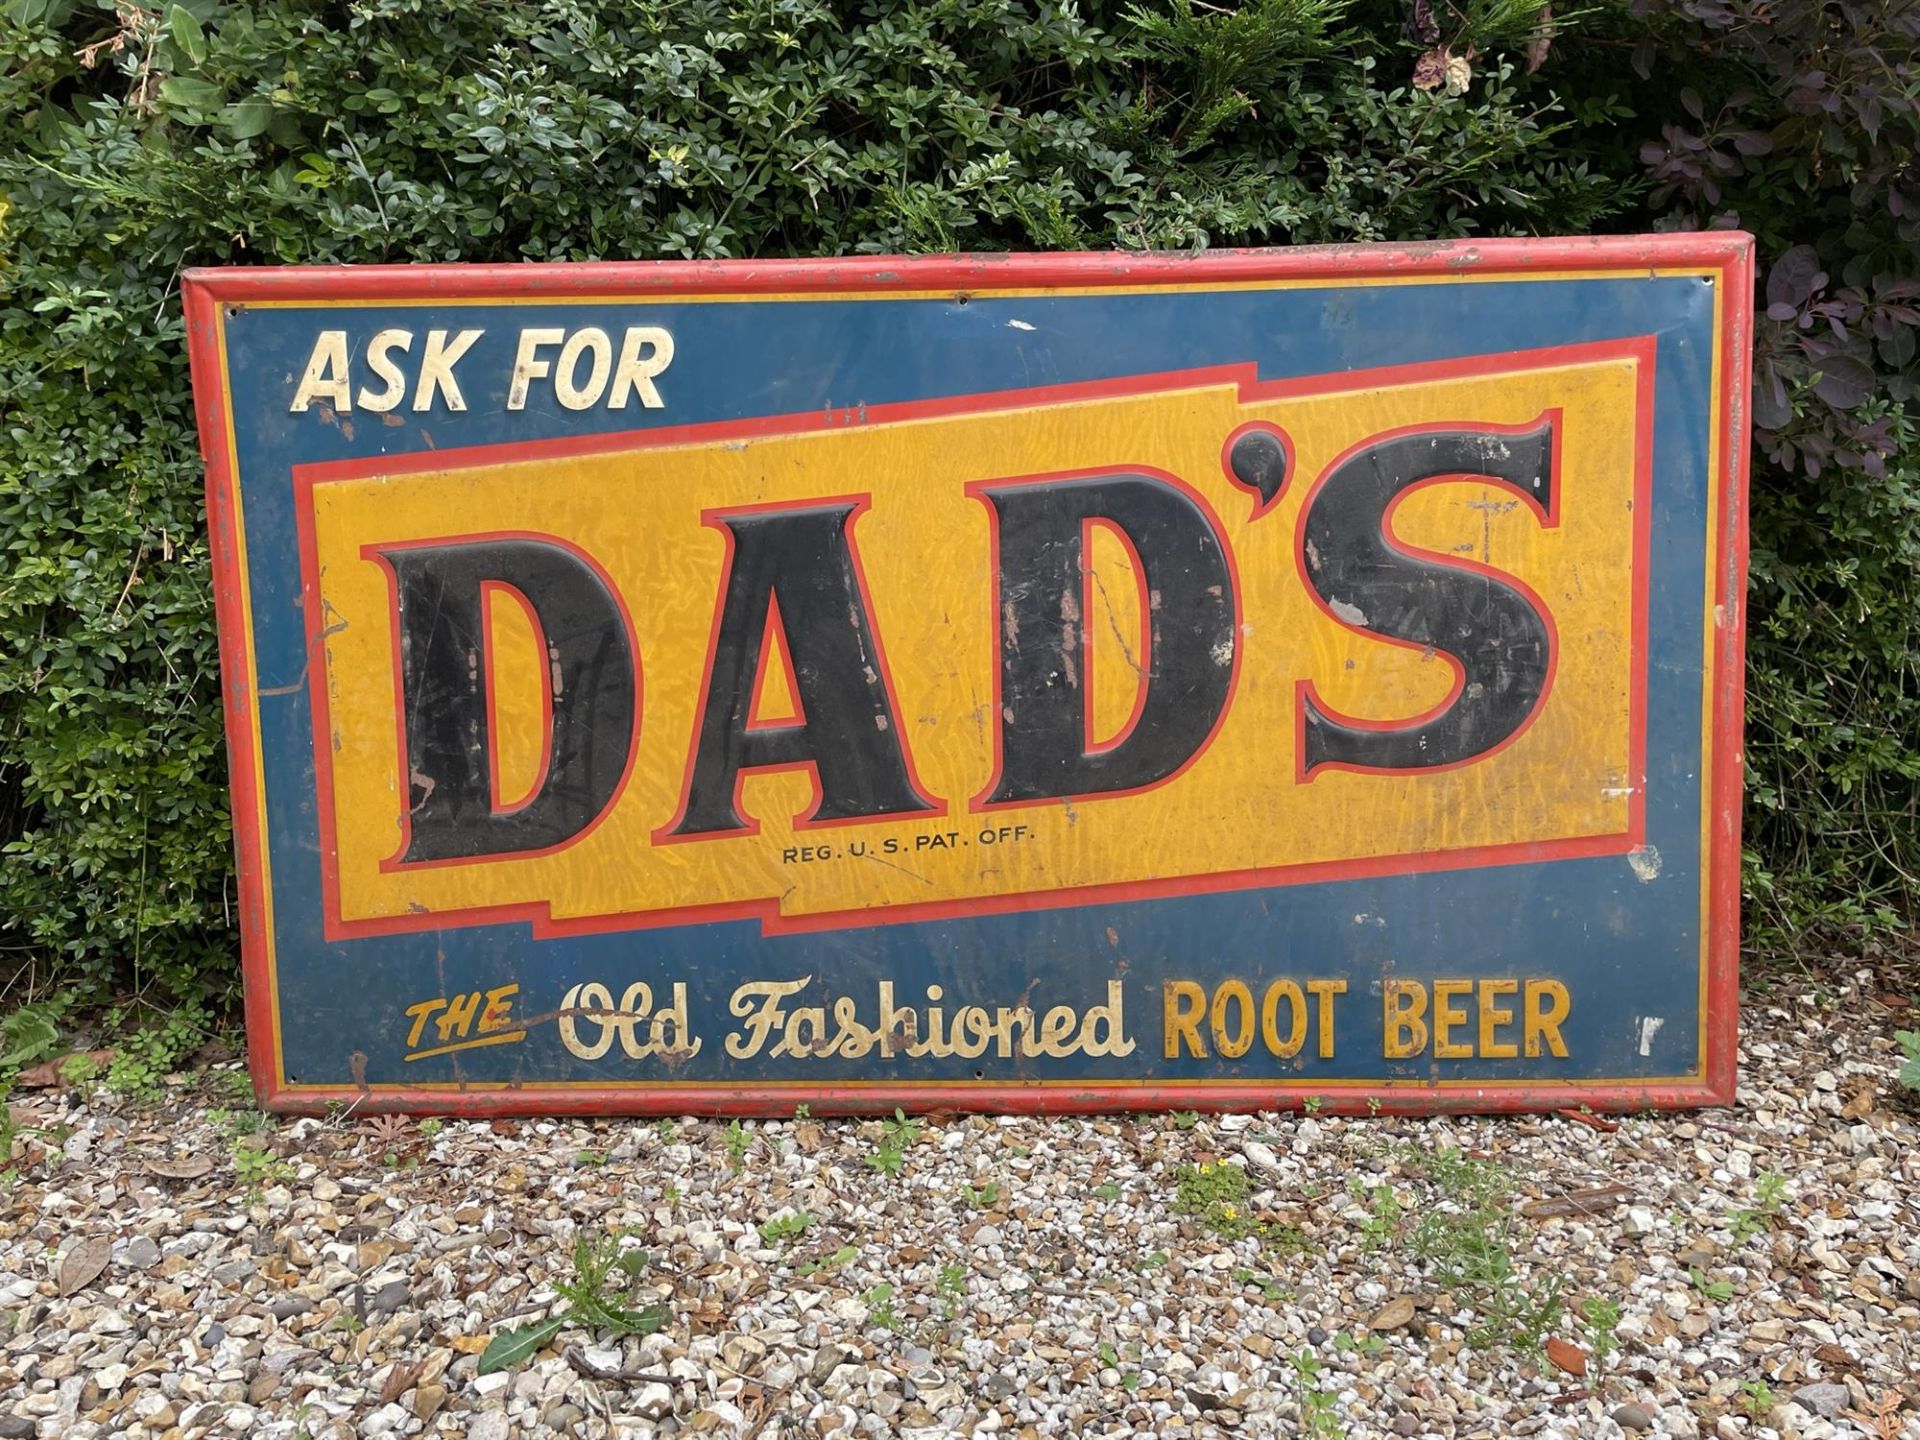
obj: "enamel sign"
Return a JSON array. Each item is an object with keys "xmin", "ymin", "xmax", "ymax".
[{"xmin": 184, "ymin": 238, "xmax": 1750, "ymax": 1114}]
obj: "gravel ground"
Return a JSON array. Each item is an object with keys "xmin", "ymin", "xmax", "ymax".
[{"xmin": 2, "ymin": 971, "xmax": 1916, "ymax": 1440}]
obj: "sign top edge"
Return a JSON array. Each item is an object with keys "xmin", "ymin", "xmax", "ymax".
[{"xmin": 180, "ymin": 233, "xmax": 1754, "ymax": 303}]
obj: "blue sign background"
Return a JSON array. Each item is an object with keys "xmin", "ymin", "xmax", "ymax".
[{"xmin": 201, "ymin": 262, "xmax": 1734, "ymax": 1100}]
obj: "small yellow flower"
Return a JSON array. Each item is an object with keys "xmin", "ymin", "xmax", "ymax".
[{"xmin": 1220, "ymin": 1204, "xmax": 1238, "ymax": 1219}]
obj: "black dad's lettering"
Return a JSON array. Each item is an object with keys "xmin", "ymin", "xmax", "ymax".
[
  {"xmin": 381, "ymin": 537, "xmax": 637, "ymax": 863},
  {"xmin": 668, "ymin": 502, "xmax": 934, "ymax": 836},
  {"xmin": 977, "ymin": 473, "xmax": 1236, "ymax": 804},
  {"xmin": 1299, "ymin": 421, "xmax": 1557, "ymax": 774}
]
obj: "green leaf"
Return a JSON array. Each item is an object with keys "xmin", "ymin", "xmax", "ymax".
[
  {"xmin": 158, "ymin": 76, "xmax": 225, "ymax": 111},
  {"xmin": 475, "ymin": 1316, "xmax": 565, "ymax": 1375},
  {"xmin": 168, "ymin": 5, "xmax": 207, "ymax": 66},
  {"xmin": 0, "ymin": 1010, "xmax": 59, "ymax": 1070},
  {"xmin": 224, "ymin": 100, "xmax": 273, "ymax": 140}
]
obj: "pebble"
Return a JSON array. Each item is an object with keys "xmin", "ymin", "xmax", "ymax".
[
  {"xmin": 1792, "ymin": 1382, "xmax": 1849, "ymax": 1418},
  {"xmin": 1612, "ymin": 1402, "xmax": 1654, "ymax": 1430}
]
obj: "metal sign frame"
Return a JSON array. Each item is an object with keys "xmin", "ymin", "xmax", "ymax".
[{"xmin": 185, "ymin": 236, "xmax": 1750, "ymax": 1115}]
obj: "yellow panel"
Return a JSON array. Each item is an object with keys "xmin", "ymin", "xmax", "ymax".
[{"xmin": 309, "ymin": 355, "xmax": 1644, "ymax": 931}]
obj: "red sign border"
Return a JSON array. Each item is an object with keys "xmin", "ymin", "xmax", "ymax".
[{"xmin": 183, "ymin": 236, "xmax": 1752, "ymax": 1116}]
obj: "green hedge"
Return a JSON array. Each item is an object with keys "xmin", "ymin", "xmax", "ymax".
[{"xmin": 3, "ymin": 0, "xmax": 1916, "ymax": 1002}]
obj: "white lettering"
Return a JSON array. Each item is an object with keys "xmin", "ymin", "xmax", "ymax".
[
  {"xmin": 412, "ymin": 327, "xmax": 484, "ymax": 411},
  {"xmin": 289, "ymin": 330, "xmax": 351, "ymax": 413}
]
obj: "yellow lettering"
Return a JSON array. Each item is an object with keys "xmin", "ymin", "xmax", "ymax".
[
  {"xmin": 1164, "ymin": 981, "xmax": 1208, "ymax": 1059},
  {"xmin": 1383, "ymin": 980, "xmax": 1429, "ymax": 1058},
  {"xmin": 1261, "ymin": 979, "xmax": 1306, "ymax": 1058},
  {"xmin": 479, "ymin": 983, "xmax": 519, "ymax": 1034},
  {"xmin": 877, "ymin": 980, "xmax": 918, "ymax": 1058},
  {"xmin": 1433, "ymin": 978, "xmax": 1473, "ymax": 1059},
  {"xmin": 1307, "ymin": 979, "xmax": 1346, "ymax": 1059},
  {"xmin": 404, "ymin": 997, "xmax": 446, "ymax": 1050},
  {"xmin": 1524, "ymin": 980, "xmax": 1571, "ymax": 1058},
  {"xmin": 558, "ymin": 982, "xmax": 613, "ymax": 1060},
  {"xmin": 950, "ymin": 1007, "xmax": 993, "ymax": 1059},
  {"xmin": 1478, "ymin": 979, "xmax": 1519, "ymax": 1059},
  {"xmin": 1210, "ymin": 979, "xmax": 1254, "ymax": 1059},
  {"xmin": 646, "ymin": 982, "xmax": 701, "ymax": 1058},
  {"xmin": 436, "ymin": 991, "xmax": 482, "ymax": 1042},
  {"xmin": 554, "ymin": 328, "xmax": 612, "ymax": 410}
]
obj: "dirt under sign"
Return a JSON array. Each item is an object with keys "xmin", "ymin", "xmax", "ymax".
[{"xmin": 184, "ymin": 238, "xmax": 1751, "ymax": 1115}]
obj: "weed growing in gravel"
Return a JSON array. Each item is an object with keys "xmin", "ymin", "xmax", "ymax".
[
  {"xmin": 1689, "ymin": 1267, "xmax": 1734, "ymax": 1302},
  {"xmin": 209, "ymin": 1105, "xmax": 273, "ymax": 1139},
  {"xmin": 1233, "ymin": 1267, "xmax": 1289, "ymax": 1302},
  {"xmin": 556, "ymin": 1231, "xmax": 661, "ymax": 1332},
  {"xmin": 758, "ymin": 1211, "xmax": 810, "ymax": 1245},
  {"xmin": 54, "ymin": 1053, "xmax": 103, "ymax": 1087},
  {"xmin": 962, "ymin": 1180, "xmax": 1000, "ymax": 1209},
  {"xmin": 418, "ymin": 1118, "xmax": 443, "ymax": 1141},
  {"xmin": 795, "ymin": 1245, "xmax": 856, "ymax": 1278},
  {"xmin": 1174, "ymin": 1160, "xmax": 1257, "ymax": 1239},
  {"xmin": 723, "ymin": 1119, "xmax": 752, "ymax": 1171},
  {"xmin": 1727, "ymin": 1172, "xmax": 1787, "ymax": 1244},
  {"xmin": 479, "ymin": 1228, "xmax": 664, "ymax": 1374},
  {"xmin": 1169, "ymin": 1110, "xmax": 1200, "ymax": 1129},
  {"xmin": 1286, "ymin": 1347, "xmax": 1342, "ymax": 1439},
  {"xmin": 1739, "ymin": 1378, "xmax": 1775, "ymax": 1420},
  {"xmin": 865, "ymin": 1109, "xmax": 923, "ymax": 1177},
  {"xmin": 1574, "ymin": 1296, "xmax": 1622, "ymax": 1367},
  {"xmin": 1394, "ymin": 1144, "xmax": 1566, "ymax": 1358},
  {"xmin": 863, "ymin": 1282, "xmax": 899, "ymax": 1331},
  {"xmin": 1355, "ymin": 1179, "xmax": 1404, "ymax": 1249},
  {"xmin": 935, "ymin": 1262, "xmax": 967, "ymax": 1319},
  {"xmin": 231, "ymin": 1138, "xmax": 293, "ymax": 1194},
  {"xmin": 1095, "ymin": 1340, "xmax": 1143, "ymax": 1389}
]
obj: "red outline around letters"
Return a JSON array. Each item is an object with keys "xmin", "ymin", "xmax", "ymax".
[
  {"xmin": 1292, "ymin": 409, "xmax": 1568, "ymax": 784},
  {"xmin": 318, "ymin": 530, "xmax": 645, "ymax": 915},
  {"xmin": 966, "ymin": 466, "xmax": 1243, "ymax": 812},
  {"xmin": 1220, "ymin": 419, "xmax": 1296, "ymax": 520},
  {"xmin": 651, "ymin": 494, "xmax": 945, "ymax": 847},
  {"xmin": 180, "ymin": 236, "xmax": 1748, "ymax": 1114},
  {"xmin": 479, "ymin": 579, "xmax": 554, "ymax": 816}
]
